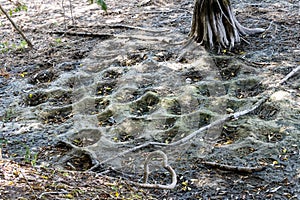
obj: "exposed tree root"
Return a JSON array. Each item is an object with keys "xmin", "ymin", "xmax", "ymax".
[{"xmin": 189, "ymin": 0, "xmax": 265, "ymax": 49}]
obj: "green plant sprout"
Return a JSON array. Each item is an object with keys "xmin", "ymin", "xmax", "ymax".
[
  {"xmin": 89, "ymin": 0, "xmax": 107, "ymax": 12},
  {"xmin": 0, "ymin": 40, "xmax": 28, "ymax": 53},
  {"xmin": 8, "ymin": 3, "xmax": 28, "ymax": 16},
  {"xmin": 24, "ymin": 145, "xmax": 38, "ymax": 166}
]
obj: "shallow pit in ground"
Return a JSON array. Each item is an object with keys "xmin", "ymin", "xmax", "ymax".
[{"xmin": 0, "ymin": 0, "xmax": 299, "ymax": 199}]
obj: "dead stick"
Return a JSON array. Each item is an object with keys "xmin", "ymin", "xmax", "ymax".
[
  {"xmin": 0, "ymin": 3, "xmax": 33, "ymax": 48},
  {"xmin": 38, "ymin": 191, "xmax": 69, "ymax": 199},
  {"xmin": 64, "ymin": 24, "xmax": 170, "ymax": 33},
  {"xmin": 129, "ymin": 150, "xmax": 177, "ymax": 189},
  {"xmin": 201, "ymin": 161, "xmax": 266, "ymax": 173},
  {"xmin": 278, "ymin": 65, "xmax": 300, "ymax": 85},
  {"xmin": 47, "ymin": 30, "xmax": 113, "ymax": 39},
  {"xmin": 19, "ymin": 170, "xmax": 38, "ymax": 198}
]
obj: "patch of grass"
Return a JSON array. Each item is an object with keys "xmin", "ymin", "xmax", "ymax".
[
  {"xmin": 24, "ymin": 145, "xmax": 38, "ymax": 166},
  {"xmin": 8, "ymin": 3, "xmax": 28, "ymax": 16},
  {"xmin": 0, "ymin": 40, "xmax": 28, "ymax": 53},
  {"xmin": 3, "ymin": 108, "xmax": 15, "ymax": 122}
]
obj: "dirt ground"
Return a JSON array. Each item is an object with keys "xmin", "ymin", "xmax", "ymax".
[{"xmin": 0, "ymin": 0, "xmax": 300, "ymax": 199}]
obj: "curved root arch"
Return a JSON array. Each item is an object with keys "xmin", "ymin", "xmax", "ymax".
[{"xmin": 189, "ymin": 0, "xmax": 265, "ymax": 49}]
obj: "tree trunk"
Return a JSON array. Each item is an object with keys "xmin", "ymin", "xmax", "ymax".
[{"xmin": 189, "ymin": 0, "xmax": 265, "ymax": 49}]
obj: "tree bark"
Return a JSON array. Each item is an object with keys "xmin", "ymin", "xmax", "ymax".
[{"xmin": 189, "ymin": 0, "xmax": 265, "ymax": 49}]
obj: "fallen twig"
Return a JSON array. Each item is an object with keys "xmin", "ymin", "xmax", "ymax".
[
  {"xmin": 105, "ymin": 24, "xmax": 170, "ymax": 33},
  {"xmin": 130, "ymin": 9, "xmax": 175, "ymax": 15},
  {"xmin": 201, "ymin": 161, "xmax": 266, "ymax": 173},
  {"xmin": 46, "ymin": 30, "xmax": 113, "ymax": 39},
  {"xmin": 19, "ymin": 169, "xmax": 38, "ymax": 198},
  {"xmin": 38, "ymin": 191, "xmax": 69, "ymax": 199},
  {"xmin": 278, "ymin": 65, "xmax": 300, "ymax": 85},
  {"xmin": 46, "ymin": 30, "xmax": 170, "ymax": 43},
  {"xmin": 0, "ymin": 3, "xmax": 33, "ymax": 48},
  {"xmin": 129, "ymin": 150, "xmax": 177, "ymax": 190}
]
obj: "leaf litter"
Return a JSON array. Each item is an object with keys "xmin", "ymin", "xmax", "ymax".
[{"xmin": 0, "ymin": 0, "xmax": 299, "ymax": 199}]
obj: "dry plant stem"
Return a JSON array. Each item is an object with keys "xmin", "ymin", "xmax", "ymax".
[
  {"xmin": 19, "ymin": 170, "xmax": 38, "ymax": 198},
  {"xmin": 278, "ymin": 65, "xmax": 300, "ymax": 85},
  {"xmin": 47, "ymin": 30, "xmax": 113, "ymax": 39},
  {"xmin": 106, "ymin": 24, "xmax": 170, "ymax": 33},
  {"xmin": 61, "ymin": 0, "xmax": 67, "ymax": 29},
  {"xmin": 52, "ymin": 24, "xmax": 170, "ymax": 33},
  {"xmin": 202, "ymin": 161, "xmax": 266, "ymax": 173},
  {"xmin": 47, "ymin": 31, "xmax": 169, "ymax": 43},
  {"xmin": 130, "ymin": 150, "xmax": 177, "ymax": 189},
  {"xmin": 0, "ymin": 3, "xmax": 33, "ymax": 48},
  {"xmin": 130, "ymin": 10, "xmax": 174, "ymax": 15},
  {"xmin": 68, "ymin": 0, "xmax": 75, "ymax": 25},
  {"xmin": 38, "ymin": 192, "xmax": 69, "ymax": 199}
]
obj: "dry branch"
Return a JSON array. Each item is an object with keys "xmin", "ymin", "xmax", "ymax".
[
  {"xmin": 105, "ymin": 24, "xmax": 170, "ymax": 33},
  {"xmin": 0, "ymin": 3, "xmax": 33, "ymax": 48},
  {"xmin": 19, "ymin": 170, "xmax": 38, "ymax": 198},
  {"xmin": 46, "ymin": 30, "xmax": 170, "ymax": 42},
  {"xmin": 278, "ymin": 65, "xmax": 300, "ymax": 85},
  {"xmin": 46, "ymin": 30, "xmax": 113, "ymax": 39},
  {"xmin": 38, "ymin": 191, "xmax": 69, "ymax": 199},
  {"xmin": 201, "ymin": 161, "xmax": 266, "ymax": 173},
  {"xmin": 130, "ymin": 150, "xmax": 177, "ymax": 190}
]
